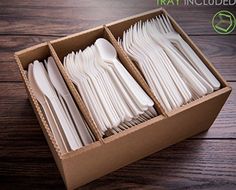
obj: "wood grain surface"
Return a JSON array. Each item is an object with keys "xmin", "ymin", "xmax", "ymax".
[{"xmin": 0, "ymin": 0, "xmax": 235, "ymax": 189}]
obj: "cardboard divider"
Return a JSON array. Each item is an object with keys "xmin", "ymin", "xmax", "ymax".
[{"xmin": 49, "ymin": 25, "xmax": 164, "ymax": 139}]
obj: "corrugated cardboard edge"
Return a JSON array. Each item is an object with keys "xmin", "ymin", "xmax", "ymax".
[{"xmin": 167, "ymin": 86, "xmax": 232, "ymax": 117}]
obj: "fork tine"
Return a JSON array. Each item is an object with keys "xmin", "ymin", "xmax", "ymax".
[
  {"xmin": 161, "ymin": 14, "xmax": 171, "ymax": 33},
  {"xmin": 122, "ymin": 30, "xmax": 126, "ymax": 46},
  {"xmin": 152, "ymin": 21, "xmax": 158, "ymax": 34},
  {"xmin": 130, "ymin": 26, "xmax": 134, "ymax": 45},
  {"xmin": 156, "ymin": 17, "xmax": 165, "ymax": 34},
  {"xmin": 140, "ymin": 21, "xmax": 143, "ymax": 36},
  {"xmin": 143, "ymin": 21, "xmax": 147, "ymax": 34},
  {"xmin": 125, "ymin": 29, "xmax": 129, "ymax": 48},
  {"xmin": 117, "ymin": 37, "xmax": 121, "ymax": 46},
  {"xmin": 139, "ymin": 20, "xmax": 142, "ymax": 30},
  {"xmin": 151, "ymin": 18, "xmax": 158, "ymax": 32},
  {"xmin": 137, "ymin": 22, "xmax": 141, "ymax": 38},
  {"xmin": 158, "ymin": 15, "xmax": 168, "ymax": 34},
  {"xmin": 132, "ymin": 23, "xmax": 136, "ymax": 40},
  {"xmin": 138, "ymin": 21, "xmax": 142, "ymax": 35},
  {"xmin": 152, "ymin": 18, "xmax": 160, "ymax": 32},
  {"xmin": 145, "ymin": 22, "xmax": 150, "ymax": 38},
  {"xmin": 151, "ymin": 18, "xmax": 155, "ymax": 23},
  {"xmin": 165, "ymin": 14, "xmax": 175, "ymax": 32},
  {"xmin": 156, "ymin": 16, "xmax": 165, "ymax": 33},
  {"xmin": 123, "ymin": 30, "xmax": 129, "ymax": 51},
  {"xmin": 141, "ymin": 21, "xmax": 145, "ymax": 39},
  {"xmin": 155, "ymin": 16, "xmax": 162, "ymax": 32},
  {"xmin": 130, "ymin": 25, "xmax": 135, "ymax": 43}
]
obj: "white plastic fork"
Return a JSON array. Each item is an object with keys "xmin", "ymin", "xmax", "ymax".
[
  {"xmin": 122, "ymin": 24, "xmax": 172, "ymax": 111},
  {"xmin": 65, "ymin": 53, "xmax": 107, "ymax": 133},
  {"xmin": 147, "ymin": 20, "xmax": 210, "ymax": 96},
  {"xmin": 141, "ymin": 21, "xmax": 192, "ymax": 104},
  {"xmin": 140, "ymin": 21, "xmax": 185, "ymax": 108},
  {"xmin": 158, "ymin": 14, "xmax": 220, "ymax": 90},
  {"xmin": 131, "ymin": 22, "xmax": 182, "ymax": 109}
]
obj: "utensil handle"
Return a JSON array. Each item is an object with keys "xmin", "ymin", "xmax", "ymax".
[
  {"xmin": 165, "ymin": 46, "xmax": 208, "ymax": 96},
  {"xmin": 50, "ymin": 97, "xmax": 81, "ymax": 150},
  {"xmin": 178, "ymin": 38, "xmax": 220, "ymax": 90},
  {"xmin": 64, "ymin": 95, "xmax": 93, "ymax": 145},
  {"xmin": 73, "ymin": 79, "xmax": 107, "ymax": 134},
  {"xmin": 113, "ymin": 58, "xmax": 154, "ymax": 108},
  {"xmin": 106, "ymin": 65, "xmax": 142, "ymax": 118},
  {"xmin": 42, "ymin": 100, "xmax": 69, "ymax": 154},
  {"xmin": 171, "ymin": 44, "xmax": 214, "ymax": 93}
]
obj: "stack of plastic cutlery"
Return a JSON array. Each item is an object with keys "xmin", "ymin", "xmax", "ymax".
[
  {"xmin": 118, "ymin": 14, "xmax": 220, "ymax": 112},
  {"xmin": 27, "ymin": 57, "xmax": 95, "ymax": 154},
  {"xmin": 64, "ymin": 38, "xmax": 157, "ymax": 135}
]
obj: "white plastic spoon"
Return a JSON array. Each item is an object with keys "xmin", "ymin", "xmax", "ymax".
[{"xmin": 95, "ymin": 38, "xmax": 154, "ymax": 109}]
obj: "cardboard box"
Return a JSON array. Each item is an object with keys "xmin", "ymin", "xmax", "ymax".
[{"xmin": 14, "ymin": 8, "xmax": 231, "ymax": 190}]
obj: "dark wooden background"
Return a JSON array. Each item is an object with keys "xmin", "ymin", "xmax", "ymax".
[{"xmin": 0, "ymin": 1, "xmax": 235, "ymax": 189}]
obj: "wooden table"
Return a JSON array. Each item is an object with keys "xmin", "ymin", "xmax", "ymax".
[{"xmin": 0, "ymin": 1, "xmax": 235, "ymax": 189}]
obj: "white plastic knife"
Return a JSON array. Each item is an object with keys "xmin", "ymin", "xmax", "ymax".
[
  {"xmin": 47, "ymin": 57, "xmax": 93, "ymax": 145},
  {"xmin": 33, "ymin": 60, "xmax": 82, "ymax": 150}
]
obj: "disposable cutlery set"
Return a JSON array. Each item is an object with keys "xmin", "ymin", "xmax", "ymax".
[
  {"xmin": 27, "ymin": 57, "xmax": 94, "ymax": 154},
  {"xmin": 64, "ymin": 38, "xmax": 157, "ymax": 135},
  {"xmin": 118, "ymin": 14, "xmax": 221, "ymax": 111},
  {"xmin": 26, "ymin": 14, "xmax": 221, "ymax": 154},
  {"xmin": 15, "ymin": 8, "xmax": 231, "ymax": 188}
]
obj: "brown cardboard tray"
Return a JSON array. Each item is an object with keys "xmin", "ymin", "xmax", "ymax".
[{"xmin": 14, "ymin": 8, "xmax": 231, "ymax": 190}]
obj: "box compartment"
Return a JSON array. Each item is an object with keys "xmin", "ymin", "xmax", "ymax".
[
  {"xmin": 106, "ymin": 8, "xmax": 229, "ymax": 115},
  {"xmin": 49, "ymin": 26, "xmax": 165, "ymax": 117}
]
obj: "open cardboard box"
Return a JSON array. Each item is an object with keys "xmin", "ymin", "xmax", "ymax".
[{"xmin": 14, "ymin": 8, "xmax": 231, "ymax": 190}]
